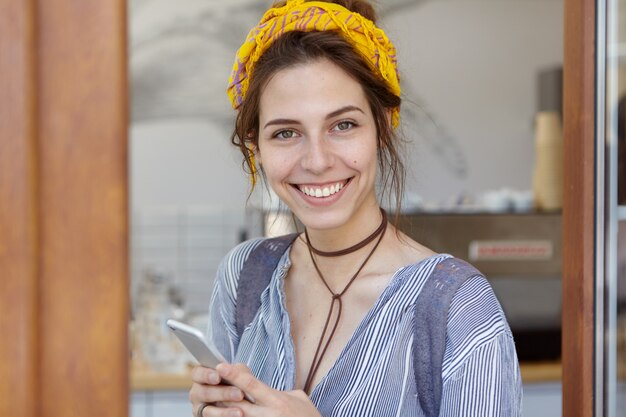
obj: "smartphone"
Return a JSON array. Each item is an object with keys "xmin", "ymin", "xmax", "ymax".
[
  {"xmin": 166, "ymin": 319, "xmax": 255, "ymax": 403},
  {"xmin": 166, "ymin": 319, "xmax": 226, "ymax": 368}
]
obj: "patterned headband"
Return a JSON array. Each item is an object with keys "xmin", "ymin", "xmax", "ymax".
[{"xmin": 227, "ymin": 0, "xmax": 401, "ymax": 128}]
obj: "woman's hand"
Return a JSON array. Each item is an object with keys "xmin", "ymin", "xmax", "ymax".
[
  {"xmin": 189, "ymin": 365, "xmax": 246, "ymax": 417},
  {"xmin": 215, "ymin": 363, "xmax": 323, "ymax": 417}
]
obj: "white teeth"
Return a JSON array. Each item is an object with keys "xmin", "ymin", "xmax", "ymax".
[{"xmin": 300, "ymin": 181, "xmax": 344, "ymax": 198}]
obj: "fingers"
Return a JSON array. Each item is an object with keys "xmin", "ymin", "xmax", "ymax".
[
  {"xmin": 190, "ymin": 366, "xmax": 221, "ymax": 385},
  {"xmin": 189, "ymin": 366, "xmax": 245, "ymax": 413},
  {"xmin": 194, "ymin": 403, "xmax": 209, "ymax": 417},
  {"xmin": 216, "ymin": 363, "xmax": 270, "ymax": 404},
  {"xmin": 190, "ymin": 382, "xmax": 244, "ymax": 404},
  {"xmin": 194, "ymin": 402, "xmax": 243, "ymax": 417},
  {"xmin": 221, "ymin": 389, "xmax": 321, "ymax": 417}
]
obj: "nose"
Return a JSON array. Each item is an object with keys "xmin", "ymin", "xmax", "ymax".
[{"xmin": 300, "ymin": 135, "xmax": 335, "ymax": 174}]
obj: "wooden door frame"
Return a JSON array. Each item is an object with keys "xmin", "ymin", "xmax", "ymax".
[
  {"xmin": 0, "ymin": 1, "xmax": 129, "ymax": 416},
  {"xmin": 0, "ymin": 0, "xmax": 38, "ymax": 414},
  {"xmin": 562, "ymin": 0, "xmax": 597, "ymax": 415}
]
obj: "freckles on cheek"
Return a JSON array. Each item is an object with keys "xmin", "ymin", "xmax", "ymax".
[{"xmin": 265, "ymin": 157, "xmax": 291, "ymax": 176}]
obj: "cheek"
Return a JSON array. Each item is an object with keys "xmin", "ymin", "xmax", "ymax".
[
  {"xmin": 260, "ymin": 155, "xmax": 291, "ymax": 179},
  {"xmin": 352, "ymin": 143, "xmax": 378, "ymax": 168}
]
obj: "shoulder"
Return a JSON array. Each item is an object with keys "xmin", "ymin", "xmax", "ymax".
[
  {"xmin": 414, "ymin": 256, "xmax": 507, "ymax": 340},
  {"xmin": 211, "ymin": 238, "xmax": 266, "ymax": 304},
  {"xmin": 218, "ymin": 237, "xmax": 267, "ymax": 278},
  {"xmin": 442, "ymin": 268, "xmax": 514, "ymax": 376},
  {"xmin": 405, "ymin": 255, "xmax": 512, "ymax": 372},
  {"xmin": 217, "ymin": 234, "xmax": 299, "ymax": 287},
  {"xmin": 448, "ymin": 273, "xmax": 510, "ymax": 341}
]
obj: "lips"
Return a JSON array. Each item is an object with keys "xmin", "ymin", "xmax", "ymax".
[{"xmin": 294, "ymin": 179, "xmax": 350, "ymax": 198}]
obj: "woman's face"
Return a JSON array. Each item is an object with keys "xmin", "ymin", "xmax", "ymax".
[{"xmin": 256, "ymin": 58, "xmax": 379, "ymax": 232}]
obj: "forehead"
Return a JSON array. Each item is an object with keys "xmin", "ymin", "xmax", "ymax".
[{"xmin": 259, "ymin": 59, "xmax": 370, "ymax": 120}]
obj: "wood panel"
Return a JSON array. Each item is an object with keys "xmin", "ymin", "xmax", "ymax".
[
  {"xmin": 562, "ymin": 0, "xmax": 596, "ymax": 415},
  {"xmin": 36, "ymin": 1, "xmax": 129, "ymax": 416},
  {"xmin": 0, "ymin": 1, "xmax": 129, "ymax": 416},
  {"xmin": 0, "ymin": 0, "xmax": 38, "ymax": 416}
]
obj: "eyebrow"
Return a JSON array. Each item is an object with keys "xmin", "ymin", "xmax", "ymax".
[
  {"xmin": 263, "ymin": 105, "xmax": 365, "ymax": 129},
  {"xmin": 326, "ymin": 105, "xmax": 365, "ymax": 120}
]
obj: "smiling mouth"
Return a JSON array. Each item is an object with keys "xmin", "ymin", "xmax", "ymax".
[{"xmin": 295, "ymin": 179, "xmax": 351, "ymax": 198}]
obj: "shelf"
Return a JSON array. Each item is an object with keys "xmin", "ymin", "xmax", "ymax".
[
  {"xmin": 130, "ymin": 361, "xmax": 562, "ymax": 392},
  {"xmin": 131, "ymin": 369, "xmax": 192, "ymax": 391},
  {"xmin": 519, "ymin": 361, "xmax": 561, "ymax": 383}
]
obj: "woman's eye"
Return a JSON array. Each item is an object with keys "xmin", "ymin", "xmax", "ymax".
[
  {"xmin": 274, "ymin": 129, "xmax": 296, "ymax": 139},
  {"xmin": 334, "ymin": 121, "xmax": 355, "ymax": 131}
]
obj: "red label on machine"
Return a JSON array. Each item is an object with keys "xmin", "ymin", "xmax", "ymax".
[{"xmin": 469, "ymin": 240, "xmax": 553, "ymax": 261}]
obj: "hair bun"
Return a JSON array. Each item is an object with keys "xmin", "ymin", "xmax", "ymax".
[
  {"xmin": 334, "ymin": 0, "xmax": 377, "ymax": 22},
  {"xmin": 272, "ymin": 0, "xmax": 378, "ymax": 23}
]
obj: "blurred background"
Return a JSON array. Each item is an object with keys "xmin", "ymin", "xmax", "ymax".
[{"xmin": 127, "ymin": 1, "xmax": 568, "ymax": 416}]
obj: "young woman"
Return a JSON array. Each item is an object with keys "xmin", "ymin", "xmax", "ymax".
[{"xmin": 189, "ymin": 1, "xmax": 522, "ymax": 416}]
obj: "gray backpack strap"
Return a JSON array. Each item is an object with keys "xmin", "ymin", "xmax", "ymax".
[
  {"xmin": 413, "ymin": 257, "xmax": 482, "ymax": 417},
  {"xmin": 235, "ymin": 233, "xmax": 299, "ymax": 338}
]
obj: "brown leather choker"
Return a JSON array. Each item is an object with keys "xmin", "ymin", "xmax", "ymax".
[
  {"xmin": 302, "ymin": 208, "xmax": 387, "ymax": 394},
  {"xmin": 304, "ymin": 208, "xmax": 387, "ymax": 257}
]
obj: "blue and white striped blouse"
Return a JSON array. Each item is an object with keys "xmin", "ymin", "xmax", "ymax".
[{"xmin": 208, "ymin": 238, "xmax": 523, "ymax": 416}]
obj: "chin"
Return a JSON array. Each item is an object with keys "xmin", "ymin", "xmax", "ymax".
[{"xmin": 291, "ymin": 208, "xmax": 353, "ymax": 232}]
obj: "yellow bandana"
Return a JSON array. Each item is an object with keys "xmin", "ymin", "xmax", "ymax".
[{"xmin": 227, "ymin": 0, "xmax": 401, "ymax": 129}]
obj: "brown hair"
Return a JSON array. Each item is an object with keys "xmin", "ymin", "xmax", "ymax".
[{"xmin": 231, "ymin": 0, "xmax": 405, "ymax": 216}]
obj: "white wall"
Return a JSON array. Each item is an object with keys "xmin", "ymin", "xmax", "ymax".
[
  {"xmin": 129, "ymin": 0, "xmax": 261, "ymax": 216},
  {"xmin": 383, "ymin": 0, "xmax": 563, "ymax": 202},
  {"xmin": 129, "ymin": 0, "xmax": 264, "ymax": 312},
  {"xmin": 130, "ymin": 119, "xmax": 249, "ymax": 212}
]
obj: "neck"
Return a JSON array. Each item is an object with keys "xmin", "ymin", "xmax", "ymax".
[{"xmin": 304, "ymin": 204, "xmax": 385, "ymax": 254}]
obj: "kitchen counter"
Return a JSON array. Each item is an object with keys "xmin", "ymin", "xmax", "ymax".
[
  {"xmin": 131, "ymin": 361, "xmax": 563, "ymax": 391},
  {"xmin": 132, "ymin": 369, "xmax": 192, "ymax": 391}
]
